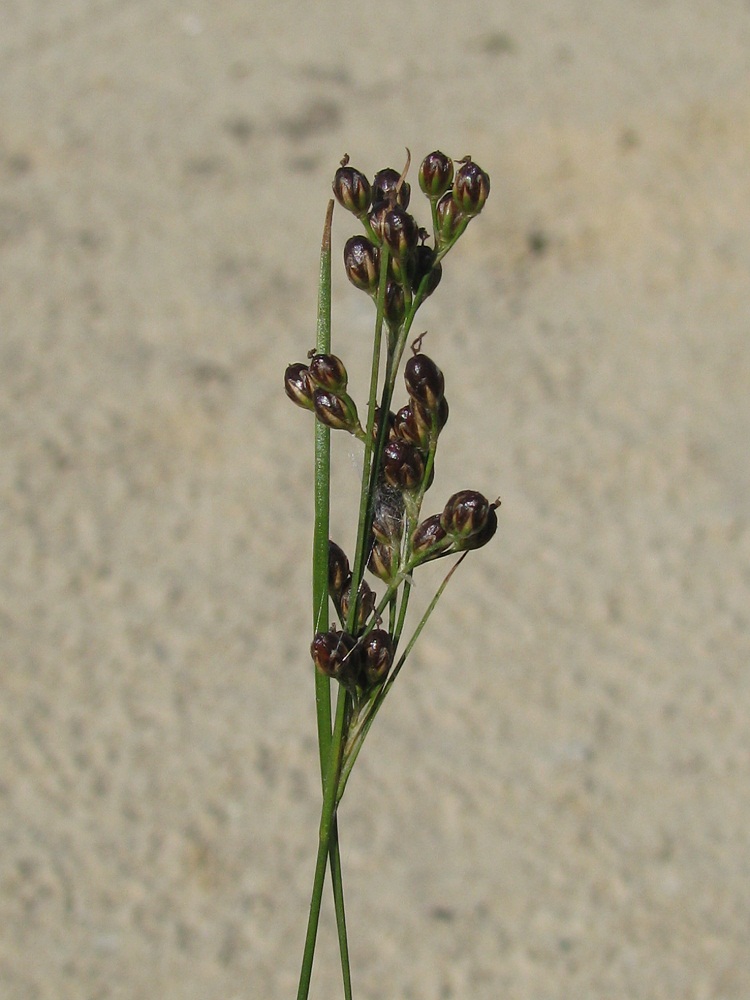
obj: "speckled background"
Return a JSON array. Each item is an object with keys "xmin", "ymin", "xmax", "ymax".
[{"xmin": 2, "ymin": 2, "xmax": 749, "ymax": 998}]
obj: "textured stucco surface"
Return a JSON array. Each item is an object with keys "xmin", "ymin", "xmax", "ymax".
[{"xmin": 2, "ymin": 2, "xmax": 749, "ymax": 998}]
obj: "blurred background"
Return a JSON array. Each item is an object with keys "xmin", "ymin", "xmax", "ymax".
[{"xmin": 2, "ymin": 2, "xmax": 749, "ymax": 998}]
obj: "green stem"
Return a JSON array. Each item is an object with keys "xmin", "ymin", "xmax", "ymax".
[
  {"xmin": 329, "ymin": 817, "xmax": 352, "ymax": 1000},
  {"xmin": 297, "ymin": 687, "xmax": 350, "ymax": 1000},
  {"xmin": 303, "ymin": 198, "xmax": 353, "ymax": 1000},
  {"xmin": 392, "ymin": 576, "xmax": 413, "ymax": 648},
  {"xmin": 313, "ymin": 200, "xmax": 335, "ymax": 776},
  {"xmin": 337, "ymin": 554, "xmax": 468, "ymax": 804}
]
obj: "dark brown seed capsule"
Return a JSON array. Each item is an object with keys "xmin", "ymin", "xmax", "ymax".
[
  {"xmin": 452, "ymin": 158, "xmax": 490, "ymax": 217},
  {"xmin": 382, "ymin": 439, "xmax": 425, "ymax": 491},
  {"xmin": 310, "ymin": 630, "xmax": 359, "ymax": 681},
  {"xmin": 440, "ymin": 490, "xmax": 491, "ymax": 538},
  {"xmin": 435, "ymin": 191, "xmax": 465, "ymax": 245},
  {"xmin": 368, "ymin": 202, "xmax": 390, "ymax": 243},
  {"xmin": 328, "ymin": 540, "xmax": 350, "ymax": 599},
  {"xmin": 344, "ymin": 235, "xmax": 380, "ymax": 293},
  {"xmin": 378, "ymin": 207, "xmax": 419, "ymax": 261},
  {"xmin": 371, "ymin": 407, "xmax": 397, "ymax": 443},
  {"xmin": 339, "ymin": 579, "xmax": 376, "ymax": 631},
  {"xmin": 308, "ymin": 353, "xmax": 348, "ymax": 393},
  {"xmin": 412, "ymin": 245, "xmax": 442, "ymax": 297},
  {"xmin": 393, "ymin": 403, "xmax": 428, "ymax": 449},
  {"xmin": 411, "ymin": 396, "xmax": 449, "ymax": 441},
  {"xmin": 372, "ymin": 167, "xmax": 411, "ymax": 210},
  {"xmin": 411, "ymin": 513, "xmax": 453, "ymax": 561},
  {"xmin": 455, "ymin": 503, "xmax": 499, "ymax": 550},
  {"xmin": 404, "ymin": 353, "xmax": 445, "ymax": 410},
  {"xmin": 313, "ymin": 389, "xmax": 363, "ymax": 436},
  {"xmin": 418, "ymin": 150, "xmax": 454, "ymax": 199},
  {"xmin": 361, "ymin": 629, "xmax": 394, "ymax": 686},
  {"xmin": 367, "ymin": 540, "xmax": 396, "ymax": 582},
  {"xmin": 384, "ymin": 280, "xmax": 406, "ymax": 326},
  {"xmin": 332, "ymin": 163, "xmax": 371, "ymax": 216},
  {"xmin": 284, "ymin": 362, "xmax": 316, "ymax": 410}
]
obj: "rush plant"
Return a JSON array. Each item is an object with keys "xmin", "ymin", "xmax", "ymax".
[{"xmin": 284, "ymin": 149, "xmax": 498, "ymax": 1000}]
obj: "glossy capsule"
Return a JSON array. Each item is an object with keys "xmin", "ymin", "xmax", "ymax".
[
  {"xmin": 410, "ymin": 513, "xmax": 452, "ymax": 561},
  {"xmin": 435, "ymin": 191, "xmax": 465, "ymax": 246},
  {"xmin": 361, "ymin": 629, "xmax": 394, "ymax": 686},
  {"xmin": 310, "ymin": 630, "xmax": 359, "ymax": 681},
  {"xmin": 378, "ymin": 206, "xmax": 419, "ymax": 261},
  {"xmin": 284, "ymin": 362, "xmax": 316, "ymax": 410},
  {"xmin": 404, "ymin": 353, "xmax": 445, "ymax": 410},
  {"xmin": 332, "ymin": 162, "xmax": 371, "ymax": 216},
  {"xmin": 372, "ymin": 167, "xmax": 410, "ymax": 210},
  {"xmin": 418, "ymin": 150, "xmax": 454, "ymax": 199},
  {"xmin": 452, "ymin": 158, "xmax": 490, "ymax": 217},
  {"xmin": 344, "ymin": 235, "xmax": 380, "ymax": 293},
  {"xmin": 313, "ymin": 389, "xmax": 363, "ymax": 437},
  {"xmin": 308, "ymin": 353, "xmax": 348, "ymax": 393},
  {"xmin": 382, "ymin": 440, "xmax": 425, "ymax": 491},
  {"xmin": 440, "ymin": 490, "xmax": 491, "ymax": 538},
  {"xmin": 328, "ymin": 540, "xmax": 351, "ymax": 600}
]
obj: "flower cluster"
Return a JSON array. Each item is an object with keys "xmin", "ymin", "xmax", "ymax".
[
  {"xmin": 284, "ymin": 352, "xmax": 365, "ymax": 438},
  {"xmin": 284, "ymin": 150, "xmax": 496, "ymax": 709},
  {"xmin": 289, "ymin": 149, "xmax": 498, "ymax": 1000}
]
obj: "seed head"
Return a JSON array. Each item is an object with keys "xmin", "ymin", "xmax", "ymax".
[
  {"xmin": 313, "ymin": 389, "xmax": 363, "ymax": 437},
  {"xmin": 410, "ymin": 513, "xmax": 452, "ymax": 562},
  {"xmin": 332, "ymin": 160, "xmax": 371, "ymax": 216},
  {"xmin": 340, "ymin": 579, "xmax": 376, "ymax": 631},
  {"xmin": 284, "ymin": 362, "xmax": 316, "ymax": 410},
  {"xmin": 361, "ymin": 629, "xmax": 394, "ymax": 687},
  {"xmin": 367, "ymin": 540, "xmax": 396, "ymax": 582},
  {"xmin": 310, "ymin": 629, "xmax": 359, "ymax": 682},
  {"xmin": 435, "ymin": 191, "xmax": 465, "ymax": 246},
  {"xmin": 344, "ymin": 235, "xmax": 380, "ymax": 294},
  {"xmin": 308, "ymin": 352, "xmax": 348, "ymax": 393},
  {"xmin": 452, "ymin": 158, "xmax": 490, "ymax": 217},
  {"xmin": 404, "ymin": 353, "xmax": 445, "ymax": 410},
  {"xmin": 441, "ymin": 490, "xmax": 491, "ymax": 539},
  {"xmin": 382, "ymin": 439, "xmax": 425, "ymax": 492},
  {"xmin": 377, "ymin": 206, "xmax": 419, "ymax": 261},
  {"xmin": 455, "ymin": 502, "xmax": 499, "ymax": 551},
  {"xmin": 372, "ymin": 167, "xmax": 410, "ymax": 210},
  {"xmin": 418, "ymin": 150, "xmax": 454, "ymax": 199},
  {"xmin": 393, "ymin": 403, "xmax": 428, "ymax": 450},
  {"xmin": 328, "ymin": 540, "xmax": 351, "ymax": 601},
  {"xmin": 411, "ymin": 396, "xmax": 449, "ymax": 443}
]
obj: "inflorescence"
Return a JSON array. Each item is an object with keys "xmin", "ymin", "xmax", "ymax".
[{"xmin": 285, "ymin": 149, "xmax": 498, "ymax": 714}]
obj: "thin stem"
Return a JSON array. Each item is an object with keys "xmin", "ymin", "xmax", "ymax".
[
  {"xmin": 297, "ymin": 686, "xmax": 350, "ymax": 1000},
  {"xmin": 313, "ymin": 200, "xmax": 335, "ymax": 775},
  {"xmin": 392, "ymin": 576, "xmax": 413, "ymax": 648},
  {"xmin": 305, "ymin": 198, "xmax": 353, "ymax": 1000},
  {"xmin": 329, "ymin": 818, "xmax": 352, "ymax": 1000},
  {"xmin": 337, "ymin": 554, "xmax": 468, "ymax": 803}
]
